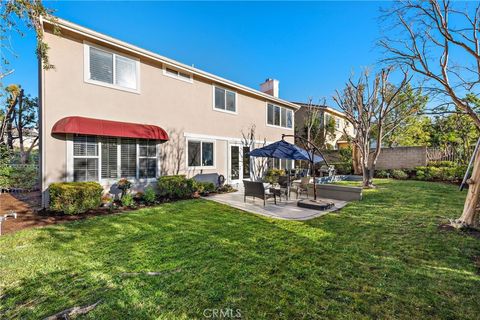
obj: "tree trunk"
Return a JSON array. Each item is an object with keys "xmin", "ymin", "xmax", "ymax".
[
  {"xmin": 362, "ymin": 165, "xmax": 373, "ymax": 188},
  {"xmin": 352, "ymin": 145, "xmax": 362, "ymax": 175},
  {"xmin": 457, "ymin": 153, "xmax": 480, "ymax": 228}
]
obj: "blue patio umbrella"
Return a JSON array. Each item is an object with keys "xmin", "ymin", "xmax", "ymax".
[
  {"xmin": 249, "ymin": 140, "xmax": 324, "ymax": 163},
  {"xmin": 249, "ymin": 138, "xmax": 329, "ymax": 201}
]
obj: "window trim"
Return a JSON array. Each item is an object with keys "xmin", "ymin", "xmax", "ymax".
[
  {"xmin": 186, "ymin": 138, "xmax": 216, "ymax": 169},
  {"xmin": 212, "ymin": 85, "xmax": 238, "ymax": 115},
  {"xmin": 162, "ymin": 65, "xmax": 193, "ymax": 83},
  {"xmin": 265, "ymin": 102, "xmax": 294, "ymax": 130},
  {"xmin": 83, "ymin": 42, "xmax": 141, "ymax": 94},
  {"xmin": 72, "ymin": 135, "xmax": 100, "ymax": 182},
  {"xmin": 67, "ymin": 134, "xmax": 158, "ymax": 183}
]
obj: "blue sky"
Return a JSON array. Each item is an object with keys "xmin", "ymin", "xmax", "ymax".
[{"xmin": 6, "ymin": 1, "xmax": 386, "ymax": 105}]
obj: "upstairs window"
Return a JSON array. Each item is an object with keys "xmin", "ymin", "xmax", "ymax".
[
  {"xmin": 86, "ymin": 44, "xmax": 139, "ymax": 91},
  {"xmin": 163, "ymin": 66, "xmax": 193, "ymax": 83},
  {"xmin": 267, "ymin": 103, "xmax": 293, "ymax": 129},
  {"xmin": 214, "ymin": 86, "xmax": 236, "ymax": 113}
]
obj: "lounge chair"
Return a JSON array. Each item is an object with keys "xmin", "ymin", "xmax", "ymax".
[{"xmin": 243, "ymin": 180, "xmax": 277, "ymax": 206}]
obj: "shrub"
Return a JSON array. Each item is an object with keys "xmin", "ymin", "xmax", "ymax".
[
  {"xmin": 264, "ymin": 169, "xmax": 285, "ymax": 184},
  {"xmin": 428, "ymin": 160, "xmax": 455, "ymax": 168},
  {"xmin": 335, "ymin": 162, "xmax": 353, "ymax": 175},
  {"xmin": 121, "ymin": 193, "xmax": 135, "ymax": 207},
  {"xmin": 391, "ymin": 169, "xmax": 408, "ymax": 180},
  {"xmin": 217, "ymin": 184, "xmax": 237, "ymax": 193},
  {"xmin": 49, "ymin": 182, "xmax": 103, "ymax": 214},
  {"xmin": 196, "ymin": 181, "xmax": 216, "ymax": 194},
  {"xmin": 0, "ymin": 165, "xmax": 38, "ymax": 190},
  {"xmin": 375, "ymin": 170, "xmax": 390, "ymax": 178},
  {"xmin": 117, "ymin": 178, "xmax": 132, "ymax": 197},
  {"xmin": 158, "ymin": 175, "xmax": 197, "ymax": 200},
  {"xmin": 143, "ymin": 186, "xmax": 157, "ymax": 204},
  {"xmin": 415, "ymin": 166, "xmax": 427, "ymax": 180},
  {"xmin": 413, "ymin": 165, "xmax": 467, "ymax": 182},
  {"xmin": 337, "ymin": 148, "xmax": 353, "ymax": 174}
]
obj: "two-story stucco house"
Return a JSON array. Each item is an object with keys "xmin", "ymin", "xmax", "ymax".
[
  {"xmin": 293, "ymin": 102, "xmax": 355, "ymax": 150},
  {"xmin": 39, "ymin": 17, "xmax": 299, "ymax": 207}
]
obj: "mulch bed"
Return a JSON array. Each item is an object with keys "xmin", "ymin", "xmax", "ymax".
[{"xmin": 0, "ymin": 192, "xmax": 137, "ymax": 235}]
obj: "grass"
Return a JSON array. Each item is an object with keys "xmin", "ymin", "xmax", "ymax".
[{"xmin": 1, "ymin": 179, "xmax": 480, "ymax": 319}]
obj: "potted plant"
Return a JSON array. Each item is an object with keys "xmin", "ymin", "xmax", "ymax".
[{"xmin": 117, "ymin": 178, "xmax": 132, "ymax": 198}]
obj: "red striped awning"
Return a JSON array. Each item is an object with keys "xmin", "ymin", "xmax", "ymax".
[{"xmin": 52, "ymin": 116, "xmax": 169, "ymax": 141}]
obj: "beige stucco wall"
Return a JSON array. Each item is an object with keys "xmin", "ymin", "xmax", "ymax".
[{"xmin": 40, "ymin": 27, "xmax": 296, "ymax": 205}]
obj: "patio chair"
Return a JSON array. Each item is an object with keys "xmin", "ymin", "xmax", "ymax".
[
  {"xmin": 243, "ymin": 180, "xmax": 276, "ymax": 206},
  {"xmin": 291, "ymin": 176, "xmax": 311, "ymax": 199},
  {"xmin": 277, "ymin": 175, "xmax": 290, "ymax": 200}
]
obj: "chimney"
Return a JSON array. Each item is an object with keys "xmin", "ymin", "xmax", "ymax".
[{"xmin": 260, "ymin": 78, "xmax": 279, "ymax": 98}]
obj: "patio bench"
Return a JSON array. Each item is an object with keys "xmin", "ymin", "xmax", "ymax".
[{"xmin": 243, "ymin": 180, "xmax": 277, "ymax": 206}]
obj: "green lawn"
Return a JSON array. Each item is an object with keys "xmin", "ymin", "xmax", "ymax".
[{"xmin": 1, "ymin": 180, "xmax": 480, "ymax": 319}]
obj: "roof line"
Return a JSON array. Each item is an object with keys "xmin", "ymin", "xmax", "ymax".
[
  {"xmin": 292, "ymin": 101, "xmax": 346, "ymax": 117},
  {"xmin": 42, "ymin": 16, "xmax": 300, "ymax": 110}
]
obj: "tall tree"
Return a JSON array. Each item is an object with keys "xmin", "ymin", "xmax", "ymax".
[
  {"xmin": 1, "ymin": 0, "xmax": 55, "ymax": 81},
  {"xmin": 299, "ymin": 99, "xmax": 336, "ymax": 150},
  {"xmin": 381, "ymin": 85, "xmax": 429, "ymax": 147},
  {"xmin": 380, "ymin": 0, "xmax": 480, "ymax": 228},
  {"xmin": 0, "ymin": 85, "xmax": 39, "ymax": 163},
  {"xmin": 333, "ymin": 68, "xmax": 419, "ymax": 187}
]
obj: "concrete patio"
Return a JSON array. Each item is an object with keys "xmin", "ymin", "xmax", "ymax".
[{"xmin": 206, "ymin": 190, "xmax": 348, "ymax": 221}]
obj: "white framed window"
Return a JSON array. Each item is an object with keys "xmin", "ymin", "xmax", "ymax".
[
  {"xmin": 335, "ymin": 117, "xmax": 341, "ymax": 129},
  {"xmin": 139, "ymin": 140, "xmax": 157, "ymax": 178},
  {"xmin": 267, "ymin": 103, "xmax": 293, "ymax": 129},
  {"xmin": 84, "ymin": 43, "xmax": 140, "ymax": 93},
  {"xmin": 187, "ymin": 139, "xmax": 215, "ymax": 168},
  {"xmin": 71, "ymin": 135, "xmax": 157, "ymax": 182},
  {"xmin": 213, "ymin": 86, "xmax": 237, "ymax": 113},
  {"xmin": 267, "ymin": 158, "xmax": 294, "ymax": 170},
  {"xmin": 163, "ymin": 66, "xmax": 193, "ymax": 83},
  {"xmin": 73, "ymin": 135, "xmax": 99, "ymax": 182}
]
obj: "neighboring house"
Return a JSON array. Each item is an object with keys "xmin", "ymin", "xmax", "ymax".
[
  {"xmin": 39, "ymin": 17, "xmax": 299, "ymax": 207},
  {"xmin": 11, "ymin": 128, "xmax": 39, "ymax": 151},
  {"xmin": 293, "ymin": 102, "xmax": 354, "ymax": 149}
]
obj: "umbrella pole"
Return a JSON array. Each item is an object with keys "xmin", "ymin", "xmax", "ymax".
[{"xmin": 311, "ymin": 159, "xmax": 317, "ymax": 200}]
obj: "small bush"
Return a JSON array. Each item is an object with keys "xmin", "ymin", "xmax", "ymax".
[
  {"xmin": 158, "ymin": 175, "xmax": 197, "ymax": 200},
  {"xmin": 375, "ymin": 170, "xmax": 390, "ymax": 178},
  {"xmin": 335, "ymin": 162, "xmax": 353, "ymax": 175},
  {"xmin": 49, "ymin": 182, "xmax": 103, "ymax": 214},
  {"xmin": 428, "ymin": 160, "xmax": 455, "ymax": 168},
  {"xmin": 217, "ymin": 184, "xmax": 237, "ymax": 193},
  {"xmin": 391, "ymin": 169, "xmax": 408, "ymax": 180},
  {"xmin": 413, "ymin": 165, "xmax": 467, "ymax": 182},
  {"xmin": 117, "ymin": 178, "xmax": 132, "ymax": 197},
  {"xmin": 143, "ymin": 186, "xmax": 157, "ymax": 204},
  {"xmin": 0, "ymin": 165, "xmax": 38, "ymax": 190},
  {"xmin": 121, "ymin": 193, "xmax": 135, "ymax": 207},
  {"xmin": 196, "ymin": 181, "xmax": 216, "ymax": 194}
]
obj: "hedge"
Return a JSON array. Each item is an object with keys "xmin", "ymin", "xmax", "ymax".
[
  {"xmin": 158, "ymin": 175, "xmax": 198, "ymax": 200},
  {"xmin": 49, "ymin": 182, "xmax": 103, "ymax": 214},
  {"xmin": 0, "ymin": 165, "xmax": 38, "ymax": 190}
]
